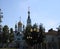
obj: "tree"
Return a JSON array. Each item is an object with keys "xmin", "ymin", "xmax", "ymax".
[
  {"xmin": 2, "ymin": 25, "xmax": 9, "ymax": 45},
  {"xmin": 38, "ymin": 23, "xmax": 46, "ymax": 49},
  {"xmin": 39, "ymin": 23, "xmax": 45, "ymax": 43},
  {"xmin": 9, "ymin": 28, "xmax": 14, "ymax": 43},
  {"xmin": 32, "ymin": 23, "xmax": 38, "ymax": 44},
  {"xmin": 24, "ymin": 25, "xmax": 34, "ymax": 47},
  {"xmin": 25, "ymin": 23, "xmax": 38, "ymax": 46}
]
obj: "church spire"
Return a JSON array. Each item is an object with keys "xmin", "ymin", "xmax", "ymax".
[
  {"xmin": 28, "ymin": 7, "xmax": 30, "ymax": 19},
  {"xmin": 27, "ymin": 7, "xmax": 31, "ymax": 26}
]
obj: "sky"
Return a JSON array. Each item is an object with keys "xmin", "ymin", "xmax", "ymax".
[{"xmin": 0, "ymin": 0, "xmax": 60, "ymax": 32}]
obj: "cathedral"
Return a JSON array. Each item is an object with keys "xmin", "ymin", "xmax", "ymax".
[
  {"xmin": 13, "ymin": 7, "xmax": 60, "ymax": 49},
  {"xmin": 0, "ymin": 8, "xmax": 60, "ymax": 49},
  {"xmin": 14, "ymin": 8, "xmax": 31, "ymax": 48}
]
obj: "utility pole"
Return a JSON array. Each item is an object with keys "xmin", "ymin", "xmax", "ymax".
[{"xmin": 0, "ymin": 9, "xmax": 3, "ymax": 33}]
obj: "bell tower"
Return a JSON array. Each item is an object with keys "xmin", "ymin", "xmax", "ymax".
[{"xmin": 27, "ymin": 7, "xmax": 31, "ymax": 26}]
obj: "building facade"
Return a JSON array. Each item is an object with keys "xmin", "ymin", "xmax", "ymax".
[{"xmin": 45, "ymin": 28, "xmax": 60, "ymax": 49}]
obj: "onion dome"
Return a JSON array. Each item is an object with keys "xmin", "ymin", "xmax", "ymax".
[{"xmin": 18, "ymin": 21, "xmax": 22, "ymax": 26}]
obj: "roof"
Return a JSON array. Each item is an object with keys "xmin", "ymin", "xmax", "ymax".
[
  {"xmin": 18, "ymin": 21, "xmax": 22, "ymax": 26},
  {"xmin": 45, "ymin": 30, "xmax": 57, "ymax": 35}
]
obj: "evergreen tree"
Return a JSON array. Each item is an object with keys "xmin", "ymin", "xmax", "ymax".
[
  {"xmin": 9, "ymin": 28, "xmax": 14, "ymax": 43},
  {"xmin": 39, "ymin": 23, "xmax": 45, "ymax": 43},
  {"xmin": 38, "ymin": 23, "xmax": 46, "ymax": 49},
  {"xmin": 24, "ymin": 25, "xmax": 33, "ymax": 46},
  {"xmin": 32, "ymin": 23, "xmax": 38, "ymax": 44},
  {"xmin": 2, "ymin": 25, "xmax": 9, "ymax": 44}
]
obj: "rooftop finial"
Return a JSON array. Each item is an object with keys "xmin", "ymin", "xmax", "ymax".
[
  {"xmin": 28, "ymin": 6, "xmax": 30, "ymax": 11},
  {"xmin": 20, "ymin": 16, "xmax": 21, "ymax": 22}
]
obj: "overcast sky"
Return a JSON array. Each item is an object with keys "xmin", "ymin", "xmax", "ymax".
[{"xmin": 0, "ymin": 0, "xmax": 60, "ymax": 32}]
